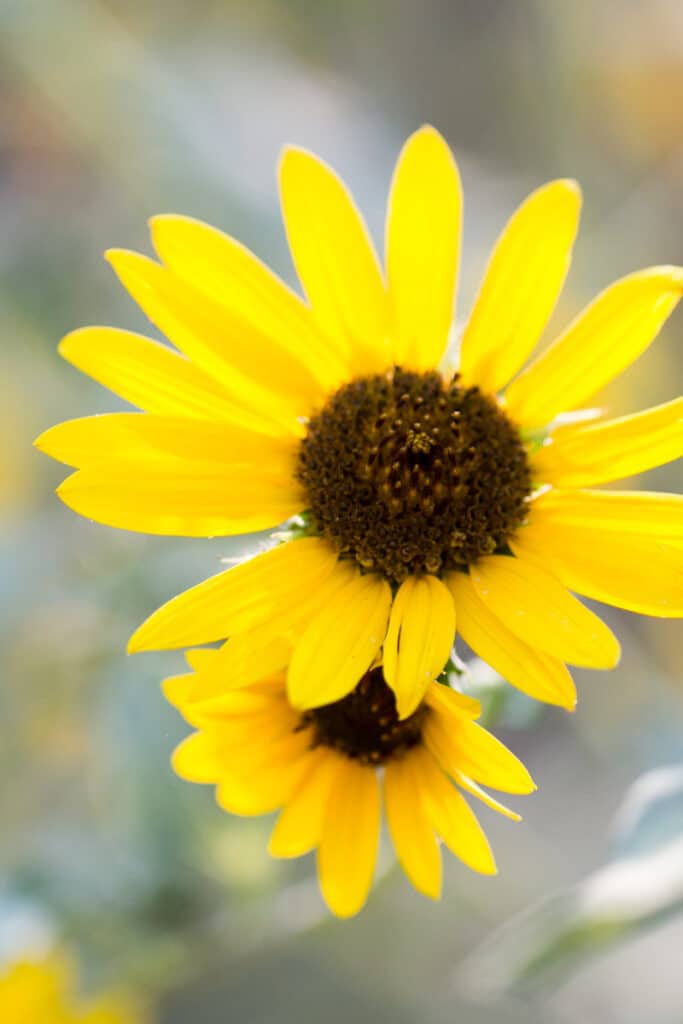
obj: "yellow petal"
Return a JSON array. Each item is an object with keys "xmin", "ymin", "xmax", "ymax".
[
  {"xmin": 184, "ymin": 648, "xmax": 218, "ymax": 672},
  {"xmin": 216, "ymin": 731, "xmax": 312, "ymax": 816},
  {"xmin": 35, "ymin": 412, "xmax": 297, "ymax": 469},
  {"xmin": 175, "ymin": 704, "xmax": 292, "ymax": 774},
  {"xmin": 188, "ymin": 669, "xmax": 290, "ymax": 718},
  {"xmin": 505, "ymin": 266, "xmax": 683, "ymax": 427},
  {"xmin": 526, "ymin": 488, "xmax": 683, "ymax": 538},
  {"xmin": 412, "ymin": 748, "xmax": 497, "ymax": 875},
  {"xmin": 150, "ymin": 213, "xmax": 349, "ymax": 391},
  {"xmin": 511, "ymin": 495, "xmax": 683, "ymax": 617},
  {"xmin": 184, "ymin": 692, "xmax": 282, "ymax": 733},
  {"xmin": 447, "ymin": 570, "xmax": 576, "ymax": 708},
  {"xmin": 129, "ymin": 538, "xmax": 339, "ymax": 651},
  {"xmin": 172, "ymin": 732, "xmax": 225, "ymax": 783},
  {"xmin": 451, "ymin": 772, "xmax": 521, "ymax": 822},
  {"xmin": 470, "ymin": 555, "xmax": 620, "ymax": 669},
  {"xmin": 425, "ymin": 710, "xmax": 535, "ymax": 794},
  {"xmin": 317, "ymin": 759, "xmax": 381, "ymax": 917},
  {"xmin": 459, "ymin": 180, "xmax": 581, "ymax": 393},
  {"xmin": 532, "ymin": 397, "xmax": 683, "ymax": 487},
  {"xmin": 386, "ymin": 125, "xmax": 462, "ymax": 371},
  {"xmin": 57, "ymin": 461, "xmax": 304, "ymax": 537},
  {"xmin": 269, "ymin": 748, "xmax": 342, "ymax": 858},
  {"xmin": 189, "ymin": 566, "xmax": 357, "ymax": 699},
  {"xmin": 161, "ymin": 672, "xmax": 194, "ymax": 709},
  {"xmin": 106, "ymin": 249, "xmax": 316, "ymax": 434},
  {"xmin": 187, "ymin": 636, "xmax": 291, "ymax": 706},
  {"xmin": 383, "ymin": 575, "xmax": 456, "ymax": 719},
  {"xmin": 58, "ymin": 326, "xmax": 257, "ymax": 423},
  {"xmin": 288, "ymin": 571, "xmax": 392, "ymax": 709},
  {"xmin": 279, "ymin": 146, "xmax": 390, "ymax": 375},
  {"xmin": 425, "ymin": 682, "xmax": 481, "ymax": 720},
  {"xmin": 206, "ymin": 703, "xmax": 299, "ymax": 751},
  {"xmin": 384, "ymin": 751, "xmax": 442, "ymax": 899}
]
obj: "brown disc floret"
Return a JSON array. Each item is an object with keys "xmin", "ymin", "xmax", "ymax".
[
  {"xmin": 300, "ymin": 667, "xmax": 426, "ymax": 765},
  {"xmin": 297, "ymin": 368, "xmax": 531, "ymax": 583}
]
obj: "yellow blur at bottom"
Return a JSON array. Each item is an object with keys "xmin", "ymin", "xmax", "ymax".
[{"xmin": 0, "ymin": 954, "xmax": 143, "ymax": 1024}]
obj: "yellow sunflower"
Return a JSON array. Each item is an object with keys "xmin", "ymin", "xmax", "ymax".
[
  {"xmin": 163, "ymin": 647, "xmax": 534, "ymax": 917},
  {"xmin": 36, "ymin": 126, "xmax": 683, "ymax": 717},
  {"xmin": 0, "ymin": 953, "xmax": 142, "ymax": 1024}
]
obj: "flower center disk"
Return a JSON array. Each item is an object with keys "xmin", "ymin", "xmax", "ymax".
[
  {"xmin": 297, "ymin": 368, "xmax": 531, "ymax": 583},
  {"xmin": 300, "ymin": 668, "xmax": 425, "ymax": 765}
]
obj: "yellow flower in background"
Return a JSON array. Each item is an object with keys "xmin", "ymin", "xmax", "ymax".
[
  {"xmin": 164, "ymin": 648, "xmax": 534, "ymax": 917},
  {"xmin": 36, "ymin": 126, "xmax": 683, "ymax": 717},
  {"xmin": 0, "ymin": 954, "xmax": 142, "ymax": 1023}
]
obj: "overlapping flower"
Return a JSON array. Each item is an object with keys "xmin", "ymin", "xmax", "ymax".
[{"xmin": 164, "ymin": 648, "xmax": 534, "ymax": 916}]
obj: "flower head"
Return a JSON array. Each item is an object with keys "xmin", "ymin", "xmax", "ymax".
[
  {"xmin": 0, "ymin": 954, "xmax": 142, "ymax": 1023},
  {"xmin": 164, "ymin": 649, "xmax": 534, "ymax": 917},
  {"xmin": 36, "ymin": 125, "xmax": 683, "ymax": 716}
]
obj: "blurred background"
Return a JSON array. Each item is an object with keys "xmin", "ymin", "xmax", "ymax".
[{"xmin": 2, "ymin": 0, "xmax": 683, "ymax": 1020}]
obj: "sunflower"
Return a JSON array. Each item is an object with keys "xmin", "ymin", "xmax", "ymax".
[
  {"xmin": 163, "ymin": 646, "xmax": 534, "ymax": 917},
  {"xmin": 37, "ymin": 126, "xmax": 683, "ymax": 717},
  {"xmin": 0, "ymin": 954, "xmax": 142, "ymax": 1023}
]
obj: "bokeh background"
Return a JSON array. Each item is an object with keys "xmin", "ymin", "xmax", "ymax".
[{"xmin": 2, "ymin": 1, "xmax": 683, "ymax": 1021}]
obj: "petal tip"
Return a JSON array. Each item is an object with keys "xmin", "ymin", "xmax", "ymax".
[
  {"xmin": 148, "ymin": 213, "xmax": 171, "ymax": 228},
  {"xmin": 127, "ymin": 625, "xmax": 151, "ymax": 654},
  {"xmin": 393, "ymin": 689, "xmax": 423, "ymax": 721},
  {"xmin": 415, "ymin": 122, "xmax": 442, "ymax": 141},
  {"xmin": 32, "ymin": 429, "xmax": 49, "ymax": 453},
  {"xmin": 148, "ymin": 213, "xmax": 185, "ymax": 242},
  {"xmin": 278, "ymin": 144, "xmax": 312, "ymax": 174},
  {"xmin": 56, "ymin": 331, "xmax": 79, "ymax": 359},
  {"xmin": 424, "ymin": 883, "xmax": 442, "ymax": 902},
  {"xmin": 559, "ymin": 177, "xmax": 582, "ymax": 198},
  {"xmin": 103, "ymin": 247, "xmax": 125, "ymax": 265}
]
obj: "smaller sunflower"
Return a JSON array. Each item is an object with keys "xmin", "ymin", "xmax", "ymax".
[
  {"xmin": 164, "ymin": 647, "xmax": 535, "ymax": 918},
  {"xmin": 0, "ymin": 953, "xmax": 142, "ymax": 1024}
]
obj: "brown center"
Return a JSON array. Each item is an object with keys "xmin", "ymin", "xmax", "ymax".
[
  {"xmin": 299, "ymin": 667, "xmax": 427, "ymax": 765},
  {"xmin": 297, "ymin": 368, "xmax": 531, "ymax": 583}
]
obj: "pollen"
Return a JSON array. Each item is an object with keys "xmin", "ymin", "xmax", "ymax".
[
  {"xmin": 300, "ymin": 667, "xmax": 426, "ymax": 764},
  {"xmin": 297, "ymin": 368, "xmax": 531, "ymax": 583}
]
